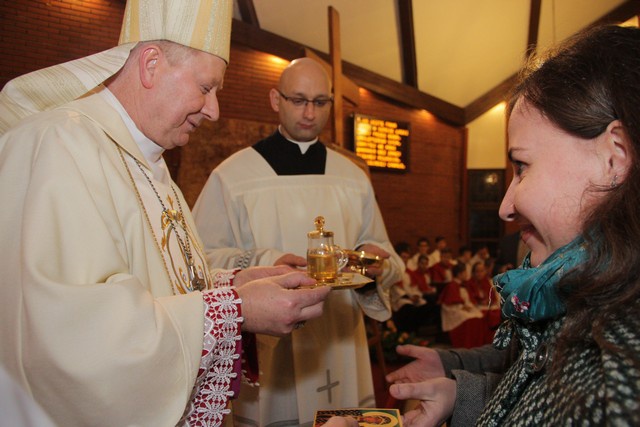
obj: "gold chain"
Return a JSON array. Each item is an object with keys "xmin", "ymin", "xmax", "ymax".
[
  {"xmin": 131, "ymin": 157, "xmax": 206, "ymax": 292},
  {"xmin": 132, "ymin": 157, "xmax": 194, "ymax": 260},
  {"xmin": 116, "ymin": 145, "xmax": 181, "ymax": 295}
]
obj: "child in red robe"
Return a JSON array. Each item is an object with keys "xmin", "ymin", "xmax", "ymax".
[{"xmin": 438, "ymin": 263, "xmax": 485, "ymax": 348}]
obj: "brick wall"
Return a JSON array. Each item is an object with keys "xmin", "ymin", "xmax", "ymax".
[
  {"xmin": 0, "ymin": 1, "xmax": 465, "ymax": 252},
  {"xmin": 0, "ymin": 0, "xmax": 125, "ymax": 88}
]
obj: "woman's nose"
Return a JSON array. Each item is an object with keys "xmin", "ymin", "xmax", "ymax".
[{"xmin": 499, "ymin": 180, "xmax": 516, "ymax": 221}]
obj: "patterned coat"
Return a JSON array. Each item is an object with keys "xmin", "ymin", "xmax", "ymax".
[{"xmin": 442, "ymin": 307, "xmax": 640, "ymax": 426}]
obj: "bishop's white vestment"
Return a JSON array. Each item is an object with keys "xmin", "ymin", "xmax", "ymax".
[{"xmin": 0, "ymin": 90, "xmax": 243, "ymax": 427}]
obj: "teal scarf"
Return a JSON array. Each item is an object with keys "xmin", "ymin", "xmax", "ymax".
[
  {"xmin": 482, "ymin": 236, "xmax": 590, "ymax": 425},
  {"xmin": 494, "ymin": 235, "xmax": 588, "ymax": 324}
]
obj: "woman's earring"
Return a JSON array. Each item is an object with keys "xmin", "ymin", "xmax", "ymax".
[{"xmin": 610, "ymin": 174, "xmax": 618, "ymax": 188}]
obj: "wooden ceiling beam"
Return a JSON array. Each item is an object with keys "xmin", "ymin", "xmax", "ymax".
[
  {"xmin": 236, "ymin": 0, "xmax": 260, "ymax": 27},
  {"xmin": 342, "ymin": 60, "xmax": 465, "ymax": 126},
  {"xmin": 591, "ymin": 0, "xmax": 640, "ymax": 26},
  {"xmin": 397, "ymin": 0, "xmax": 418, "ymax": 87},
  {"xmin": 463, "ymin": 75, "xmax": 517, "ymax": 124},
  {"xmin": 526, "ymin": 0, "xmax": 542, "ymax": 58},
  {"xmin": 231, "ymin": 19, "xmax": 305, "ymax": 61},
  {"xmin": 309, "ymin": 47, "xmax": 464, "ymax": 124}
]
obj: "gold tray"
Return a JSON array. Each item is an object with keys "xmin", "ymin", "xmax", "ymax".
[{"xmin": 313, "ymin": 272, "xmax": 373, "ymax": 290}]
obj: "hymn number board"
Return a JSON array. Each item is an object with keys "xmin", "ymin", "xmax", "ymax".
[{"xmin": 352, "ymin": 114, "xmax": 409, "ymax": 172}]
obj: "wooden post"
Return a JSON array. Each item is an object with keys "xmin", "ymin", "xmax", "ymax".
[{"xmin": 328, "ymin": 6, "xmax": 343, "ymax": 147}]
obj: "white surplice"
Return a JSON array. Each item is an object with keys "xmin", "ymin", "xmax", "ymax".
[{"xmin": 193, "ymin": 142, "xmax": 403, "ymax": 426}]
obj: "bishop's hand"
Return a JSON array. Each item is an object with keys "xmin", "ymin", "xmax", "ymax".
[{"xmin": 236, "ymin": 271, "xmax": 330, "ymax": 336}]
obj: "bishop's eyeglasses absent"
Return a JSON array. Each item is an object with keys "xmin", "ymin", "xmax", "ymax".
[{"xmin": 277, "ymin": 90, "xmax": 334, "ymax": 108}]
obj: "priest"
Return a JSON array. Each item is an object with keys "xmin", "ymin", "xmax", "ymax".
[{"xmin": 193, "ymin": 57, "xmax": 404, "ymax": 426}]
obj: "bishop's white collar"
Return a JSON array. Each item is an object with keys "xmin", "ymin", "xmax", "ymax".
[{"xmin": 98, "ymin": 87, "xmax": 170, "ymax": 183}]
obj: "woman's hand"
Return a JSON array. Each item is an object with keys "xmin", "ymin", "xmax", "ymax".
[
  {"xmin": 386, "ymin": 345, "xmax": 446, "ymax": 384},
  {"xmin": 390, "ymin": 378, "xmax": 457, "ymax": 427}
]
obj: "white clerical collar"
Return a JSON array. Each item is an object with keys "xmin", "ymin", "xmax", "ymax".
[
  {"xmin": 98, "ymin": 87, "xmax": 169, "ymax": 183},
  {"xmin": 278, "ymin": 125, "xmax": 318, "ymax": 154}
]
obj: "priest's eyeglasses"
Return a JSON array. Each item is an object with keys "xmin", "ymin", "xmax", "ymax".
[{"xmin": 277, "ymin": 90, "xmax": 333, "ymax": 108}]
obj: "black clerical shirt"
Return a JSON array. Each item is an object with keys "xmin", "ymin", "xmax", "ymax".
[{"xmin": 252, "ymin": 131, "xmax": 326, "ymax": 175}]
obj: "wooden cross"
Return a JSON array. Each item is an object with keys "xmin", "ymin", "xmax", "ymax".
[
  {"xmin": 305, "ymin": 6, "xmax": 360, "ymax": 148},
  {"xmin": 329, "ymin": 6, "xmax": 344, "ymax": 147},
  {"xmin": 304, "ymin": 7, "xmax": 370, "ymax": 176}
]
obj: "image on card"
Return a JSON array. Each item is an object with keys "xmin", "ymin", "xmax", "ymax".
[{"xmin": 313, "ymin": 408, "xmax": 402, "ymax": 426}]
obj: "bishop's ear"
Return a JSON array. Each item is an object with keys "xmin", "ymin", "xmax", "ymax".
[{"xmin": 139, "ymin": 47, "xmax": 161, "ymax": 89}]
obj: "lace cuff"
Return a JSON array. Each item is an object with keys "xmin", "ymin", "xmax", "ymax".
[{"xmin": 181, "ymin": 288, "xmax": 242, "ymax": 426}]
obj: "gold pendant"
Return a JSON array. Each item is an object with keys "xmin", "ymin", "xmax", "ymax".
[{"xmin": 188, "ymin": 263, "xmax": 206, "ymax": 291}]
